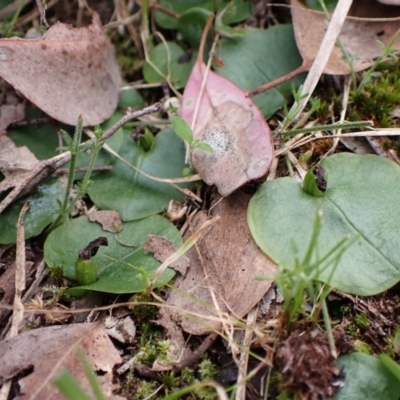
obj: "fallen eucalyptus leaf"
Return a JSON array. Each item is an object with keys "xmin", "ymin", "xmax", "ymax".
[
  {"xmin": 164, "ymin": 191, "xmax": 276, "ymax": 335},
  {"xmin": 248, "ymin": 153, "xmax": 400, "ymax": 296},
  {"xmin": 0, "ymin": 13, "xmax": 121, "ymax": 126},
  {"xmin": 181, "ymin": 16, "xmax": 274, "ymax": 197}
]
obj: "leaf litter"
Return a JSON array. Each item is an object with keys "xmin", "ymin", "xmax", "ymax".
[{"xmin": 3, "ymin": 1, "xmax": 400, "ymax": 399}]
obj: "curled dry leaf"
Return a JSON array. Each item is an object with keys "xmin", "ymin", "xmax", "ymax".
[
  {"xmin": 0, "ymin": 13, "xmax": 121, "ymax": 126},
  {"xmin": 181, "ymin": 16, "xmax": 273, "ymax": 197},
  {"xmin": 291, "ymin": 0, "xmax": 400, "ymax": 75}
]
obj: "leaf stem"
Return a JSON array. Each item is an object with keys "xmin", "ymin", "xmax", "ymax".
[{"xmin": 60, "ymin": 115, "xmax": 83, "ymax": 220}]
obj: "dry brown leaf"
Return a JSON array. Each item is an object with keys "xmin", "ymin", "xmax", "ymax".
[
  {"xmin": 0, "ymin": 13, "xmax": 121, "ymax": 126},
  {"xmin": 162, "ymin": 191, "xmax": 277, "ymax": 335},
  {"xmin": 88, "ymin": 210, "xmax": 123, "ymax": 233},
  {"xmin": 291, "ymin": 0, "xmax": 400, "ymax": 74},
  {"xmin": 144, "ymin": 235, "xmax": 190, "ymax": 276},
  {"xmin": 0, "ymin": 323, "xmax": 122, "ymax": 399},
  {"xmin": 0, "ymin": 136, "xmax": 38, "ymax": 193}
]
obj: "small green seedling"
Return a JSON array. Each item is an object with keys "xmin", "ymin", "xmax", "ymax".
[
  {"xmin": 50, "ymin": 117, "xmax": 105, "ymax": 231},
  {"xmin": 170, "ymin": 116, "xmax": 213, "ymax": 165}
]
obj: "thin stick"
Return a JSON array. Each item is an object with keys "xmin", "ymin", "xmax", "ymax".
[
  {"xmin": 0, "ymin": 203, "xmax": 29, "ymax": 400},
  {"xmin": 173, "ymin": 332, "xmax": 218, "ymax": 372}
]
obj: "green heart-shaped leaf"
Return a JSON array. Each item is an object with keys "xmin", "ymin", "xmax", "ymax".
[
  {"xmin": 335, "ymin": 353, "xmax": 400, "ymax": 400},
  {"xmin": 248, "ymin": 153, "xmax": 400, "ymax": 296},
  {"xmin": 44, "ymin": 215, "xmax": 182, "ymax": 293},
  {"xmin": 87, "ymin": 128, "xmax": 188, "ymax": 221}
]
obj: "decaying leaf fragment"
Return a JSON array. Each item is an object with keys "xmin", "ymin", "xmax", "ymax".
[
  {"xmin": 291, "ymin": 0, "xmax": 400, "ymax": 75},
  {"xmin": 161, "ymin": 191, "xmax": 276, "ymax": 335},
  {"xmin": 0, "ymin": 13, "xmax": 121, "ymax": 126},
  {"xmin": 181, "ymin": 16, "xmax": 273, "ymax": 197},
  {"xmin": 0, "ymin": 323, "xmax": 122, "ymax": 399}
]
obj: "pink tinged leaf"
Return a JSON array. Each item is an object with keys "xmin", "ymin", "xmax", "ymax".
[{"xmin": 181, "ymin": 16, "xmax": 274, "ymax": 197}]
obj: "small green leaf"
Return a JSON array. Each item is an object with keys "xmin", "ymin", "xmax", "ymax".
[
  {"xmin": 171, "ymin": 116, "xmax": 194, "ymax": 143},
  {"xmin": 75, "ymin": 259, "xmax": 98, "ymax": 286},
  {"xmin": 302, "ymin": 165, "xmax": 327, "ymax": 197},
  {"xmin": 195, "ymin": 142, "xmax": 214, "ymax": 153},
  {"xmin": 139, "ymin": 129, "xmax": 154, "ymax": 151},
  {"xmin": 53, "ymin": 369, "xmax": 92, "ymax": 400},
  {"xmin": 60, "ymin": 129, "xmax": 74, "ymax": 148}
]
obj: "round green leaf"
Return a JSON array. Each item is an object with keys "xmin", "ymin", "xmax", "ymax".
[
  {"xmin": 87, "ymin": 128, "xmax": 187, "ymax": 221},
  {"xmin": 143, "ymin": 42, "xmax": 195, "ymax": 89},
  {"xmin": 0, "ymin": 177, "xmax": 64, "ymax": 244},
  {"xmin": 214, "ymin": 25, "xmax": 305, "ymax": 118},
  {"xmin": 44, "ymin": 215, "xmax": 182, "ymax": 293},
  {"xmin": 335, "ymin": 353, "xmax": 400, "ymax": 400},
  {"xmin": 248, "ymin": 153, "xmax": 400, "ymax": 296}
]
